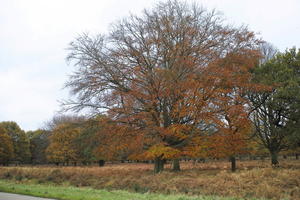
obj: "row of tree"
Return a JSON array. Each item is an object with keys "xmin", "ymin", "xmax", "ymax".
[
  {"xmin": 0, "ymin": 99, "xmax": 298, "ymax": 171},
  {"xmin": 0, "ymin": 115, "xmax": 139, "ymax": 166}
]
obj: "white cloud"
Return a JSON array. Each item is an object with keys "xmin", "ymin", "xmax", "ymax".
[{"xmin": 0, "ymin": 58, "xmax": 68, "ymax": 129}]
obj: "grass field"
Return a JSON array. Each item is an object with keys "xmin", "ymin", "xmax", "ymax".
[
  {"xmin": 0, "ymin": 179, "xmax": 250, "ymax": 200},
  {"xmin": 0, "ymin": 160, "xmax": 299, "ymax": 200}
]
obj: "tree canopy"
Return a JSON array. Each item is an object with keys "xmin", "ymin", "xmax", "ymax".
[
  {"xmin": 250, "ymin": 48, "xmax": 300, "ymax": 165},
  {"xmin": 0, "ymin": 126, "xmax": 14, "ymax": 165},
  {"xmin": 0, "ymin": 121, "xmax": 31, "ymax": 164}
]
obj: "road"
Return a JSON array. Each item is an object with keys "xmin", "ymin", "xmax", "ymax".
[{"xmin": 0, "ymin": 192, "xmax": 55, "ymax": 200}]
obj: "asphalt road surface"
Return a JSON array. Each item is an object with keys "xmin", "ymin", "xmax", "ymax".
[{"xmin": 0, "ymin": 192, "xmax": 56, "ymax": 200}]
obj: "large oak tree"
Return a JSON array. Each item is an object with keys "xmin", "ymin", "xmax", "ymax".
[{"xmin": 65, "ymin": 0, "xmax": 261, "ymax": 172}]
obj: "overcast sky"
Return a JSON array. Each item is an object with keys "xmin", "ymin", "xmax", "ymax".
[{"xmin": 0, "ymin": 0, "xmax": 299, "ymax": 131}]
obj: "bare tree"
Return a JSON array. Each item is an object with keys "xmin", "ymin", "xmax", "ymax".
[
  {"xmin": 44, "ymin": 115, "xmax": 87, "ymax": 131},
  {"xmin": 259, "ymin": 42, "xmax": 278, "ymax": 64}
]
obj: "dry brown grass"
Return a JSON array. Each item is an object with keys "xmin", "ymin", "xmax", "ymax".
[{"xmin": 0, "ymin": 160, "xmax": 299, "ymax": 200}]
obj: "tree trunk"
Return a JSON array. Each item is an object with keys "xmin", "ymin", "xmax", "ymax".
[
  {"xmin": 270, "ymin": 151, "xmax": 279, "ymax": 166},
  {"xmin": 230, "ymin": 156, "xmax": 236, "ymax": 172},
  {"xmin": 172, "ymin": 159, "xmax": 180, "ymax": 171},
  {"xmin": 154, "ymin": 157, "xmax": 164, "ymax": 173},
  {"xmin": 98, "ymin": 160, "xmax": 105, "ymax": 167},
  {"xmin": 295, "ymin": 153, "xmax": 299, "ymax": 160}
]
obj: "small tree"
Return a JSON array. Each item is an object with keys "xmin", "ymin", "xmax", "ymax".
[
  {"xmin": 0, "ymin": 121, "xmax": 31, "ymax": 164},
  {"xmin": 27, "ymin": 129, "xmax": 50, "ymax": 164},
  {"xmin": 46, "ymin": 123, "xmax": 81, "ymax": 165}
]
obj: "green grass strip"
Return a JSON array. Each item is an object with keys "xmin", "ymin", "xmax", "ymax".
[{"xmin": 0, "ymin": 179, "xmax": 253, "ymax": 200}]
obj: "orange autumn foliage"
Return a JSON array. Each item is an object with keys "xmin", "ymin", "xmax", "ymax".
[
  {"xmin": 65, "ymin": 1, "xmax": 265, "ymax": 171},
  {"xmin": 46, "ymin": 124, "xmax": 81, "ymax": 164}
]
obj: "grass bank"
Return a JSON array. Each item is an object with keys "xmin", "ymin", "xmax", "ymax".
[
  {"xmin": 0, "ymin": 179, "xmax": 245, "ymax": 200},
  {"xmin": 0, "ymin": 160, "xmax": 299, "ymax": 199}
]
